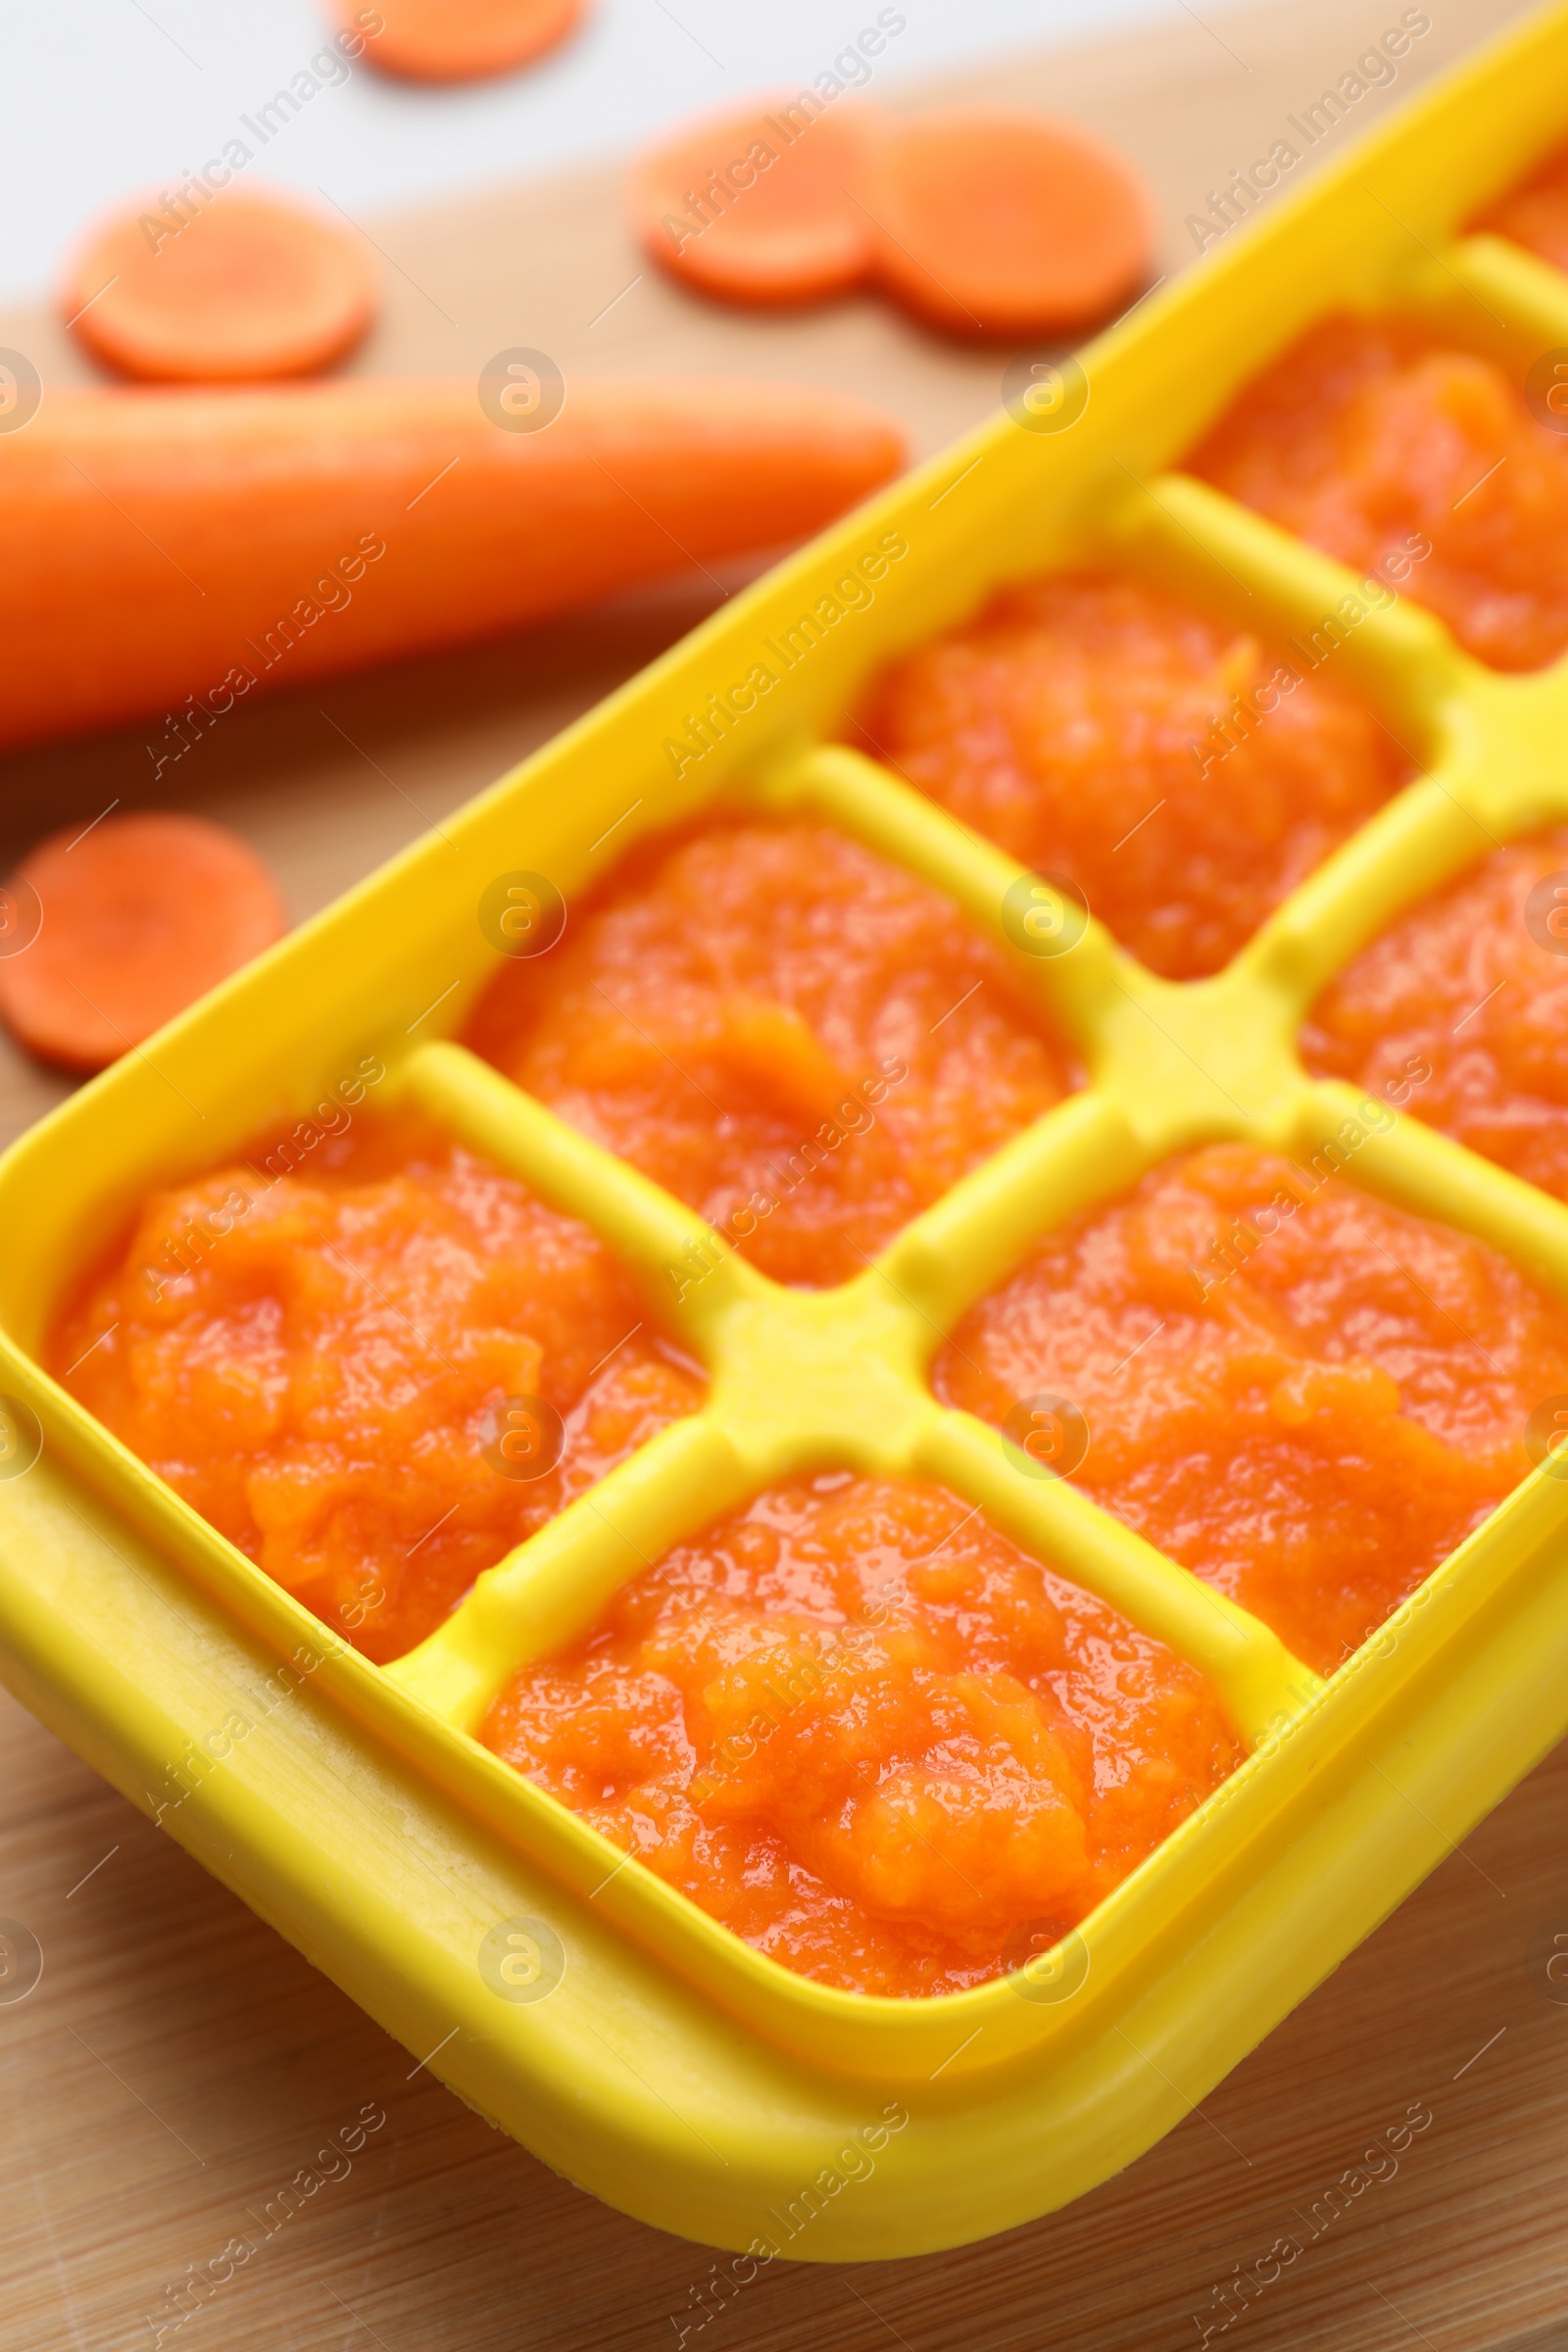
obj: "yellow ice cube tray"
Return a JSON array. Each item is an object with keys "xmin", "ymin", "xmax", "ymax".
[{"xmin": 7, "ymin": 0, "xmax": 1568, "ymax": 2261}]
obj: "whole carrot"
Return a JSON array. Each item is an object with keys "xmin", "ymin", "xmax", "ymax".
[{"xmin": 0, "ymin": 376, "xmax": 906, "ymax": 757}]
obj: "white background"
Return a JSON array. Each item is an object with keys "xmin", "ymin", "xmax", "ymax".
[{"xmin": 0, "ymin": 0, "xmax": 1272, "ymax": 306}]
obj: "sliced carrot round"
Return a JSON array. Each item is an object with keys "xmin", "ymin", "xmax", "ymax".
[
  {"xmin": 61, "ymin": 187, "xmax": 377, "ymax": 383},
  {"xmin": 628, "ymin": 98, "xmax": 878, "ymax": 307},
  {"xmin": 340, "ymin": 0, "xmax": 584, "ymax": 82},
  {"xmin": 0, "ymin": 813, "xmax": 288, "ymax": 1073},
  {"xmin": 862, "ymin": 108, "xmax": 1153, "ymax": 339}
]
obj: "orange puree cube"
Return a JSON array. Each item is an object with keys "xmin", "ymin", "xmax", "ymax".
[
  {"xmin": 1302, "ymin": 828, "xmax": 1568, "ymax": 1200},
  {"xmin": 482, "ymin": 1474, "xmax": 1241, "ymax": 1997},
  {"xmin": 1190, "ymin": 313, "xmax": 1568, "ymax": 672},
  {"xmin": 852, "ymin": 571, "xmax": 1404, "ymax": 978},
  {"xmin": 48, "ymin": 1111, "xmax": 702, "ymax": 1660},
  {"xmin": 935, "ymin": 1143, "xmax": 1568, "ymax": 1676},
  {"xmin": 466, "ymin": 816, "xmax": 1073, "ymax": 1287}
]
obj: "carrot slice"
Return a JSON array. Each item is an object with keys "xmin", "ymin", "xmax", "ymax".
[
  {"xmin": 629, "ymin": 99, "xmax": 878, "ymax": 307},
  {"xmin": 340, "ymin": 0, "xmax": 584, "ymax": 82},
  {"xmin": 61, "ymin": 187, "xmax": 378, "ymax": 384},
  {"xmin": 0, "ymin": 813, "xmax": 288, "ymax": 1072},
  {"xmin": 0, "ymin": 378, "xmax": 905, "ymax": 756},
  {"xmin": 861, "ymin": 107, "xmax": 1153, "ymax": 339}
]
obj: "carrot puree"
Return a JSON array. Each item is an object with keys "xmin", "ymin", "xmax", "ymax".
[
  {"xmin": 1473, "ymin": 138, "xmax": 1568, "ymax": 274},
  {"xmin": 466, "ymin": 816, "xmax": 1073, "ymax": 1287},
  {"xmin": 1189, "ymin": 313, "xmax": 1568, "ymax": 672},
  {"xmin": 48, "ymin": 1109, "xmax": 702, "ymax": 1661},
  {"xmin": 482, "ymin": 1474, "xmax": 1242, "ymax": 1996},
  {"xmin": 935, "ymin": 1143, "xmax": 1568, "ymax": 1675},
  {"xmin": 1303, "ymin": 829, "xmax": 1568, "ymax": 1200},
  {"xmin": 853, "ymin": 571, "xmax": 1405, "ymax": 978},
  {"xmin": 50, "ymin": 496, "xmax": 1568, "ymax": 1984}
]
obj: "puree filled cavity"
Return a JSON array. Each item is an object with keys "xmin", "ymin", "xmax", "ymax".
[
  {"xmin": 1472, "ymin": 137, "xmax": 1568, "ymax": 276},
  {"xmin": 49, "ymin": 1110, "xmax": 702, "ymax": 1660},
  {"xmin": 1302, "ymin": 829, "xmax": 1568, "ymax": 1200},
  {"xmin": 935, "ymin": 1142, "xmax": 1568, "ymax": 1674},
  {"xmin": 853, "ymin": 570, "xmax": 1405, "ymax": 979},
  {"xmin": 481, "ymin": 1473, "xmax": 1241, "ymax": 1997},
  {"xmin": 466, "ymin": 815, "xmax": 1073, "ymax": 1288},
  {"xmin": 1189, "ymin": 313, "xmax": 1568, "ymax": 671}
]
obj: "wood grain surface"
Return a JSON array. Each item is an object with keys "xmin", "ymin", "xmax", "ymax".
[{"xmin": 0, "ymin": 4, "xmax": 1561, "ymax": 2346}]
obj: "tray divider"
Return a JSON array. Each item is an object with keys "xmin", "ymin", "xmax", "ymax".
[
  {"xmin": 913, "ymin": 1409, "xmax": 1318, "ymax": 1746},
  {"xmin": 384, "ymin": 1410, "xmax": 752, "ymax": 1731},
  {"xmin": 390, "ymin": 1038, "xmax": 774, "ymax": 1356}
]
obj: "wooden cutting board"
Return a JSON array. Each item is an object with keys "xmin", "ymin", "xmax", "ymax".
[{"xmin": 1, "ymin": 4, "xmax": 1561, "ymax": 2346}]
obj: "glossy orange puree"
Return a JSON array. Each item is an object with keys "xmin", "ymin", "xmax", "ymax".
[
  {"xmin": 466, "ymin": 816, "xmax": 1072, "ymax": 1287},
  {"xmin": 1303, "ymin": 829, "xmax": 1568, "ymax": 1201},
  {"xmin": 49, "ymin": 1112, "xmax": 702, "ymax": 1660},
  {"xmin": 482, "ymin": 1474, "xmax": 1242, "ymax": 1995},
  {"xmin": 1190, "ymin": 313, "xmax": 1568, "ymax": 672},
  {"xmin": 854, "ymin": 571, "xmax": 1405, "ymax": 978},
  {"xmin": 935, "ymin": 1144, "xmax": 1568, "ymax": 1675},
  {"xmin": 1473, "ymin": 138, "xmax": 1568, "ymax": 275},
  {"xmin": 54, "ymin": 510, "xmax": 1568, "ymax": 1986}
]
